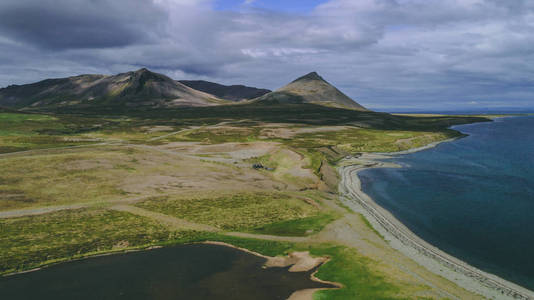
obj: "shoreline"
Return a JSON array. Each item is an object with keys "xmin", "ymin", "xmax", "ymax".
[
  {"xmin": 338, "ymin": 139, "xmax": 534, "ymax": 299},
  {"xmin": 4, "ymin": 240, "xmax": 340, "ymax": 300}
]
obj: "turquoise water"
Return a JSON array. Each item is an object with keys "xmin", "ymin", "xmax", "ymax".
[{"xmin": 359, "ymin": 116, "xmax": 534, "ymax": 290}]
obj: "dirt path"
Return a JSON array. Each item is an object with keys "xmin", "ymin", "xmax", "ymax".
[
  {"xmin": 110, "ymin": 204, "xmax": 313, "ymax": 243},
  {"xmin": 224, "ymin": 232, "xmax": 311, "ymax": 243},
  {"xmin": 0, "ymin": 141, "xmax": 121, "ymax": 159},
  {"xmin": 129, "ymin": 144, "xmax": 202, "ymax": 160},
  {"xmin": 147, "ymin": 127, "xmax": 198, "ymax": 142},
  {"xmin": 147, "ymin": 121, "xmax": 236, "ymax": 142},
  {"xmin": 1, "ymin": 199, "xmax": 313, "ymax": 243},
  {"xmin": 0, "ymin": 203, "xmax": 91, "ymax": 219},
  {"xmin": 0, "ymin": 193, "xmax": 181, "ymax": 219}
]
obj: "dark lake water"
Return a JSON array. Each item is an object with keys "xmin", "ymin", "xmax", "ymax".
[
  {"xmin": 359, "ymin": 116, "xmax": 534, "ymax": 290},
  {"xmin": 0, "ymin": 244, "xmax": 332, "ymax": 300}
]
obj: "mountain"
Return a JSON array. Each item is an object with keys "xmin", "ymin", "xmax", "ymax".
[
  {"xmin": 179, "ymin": 80, "xmax": 270, "ymax": 102},
  {"xmin": 0, "ymin": 68, "xmax": 227, "ymax": 109},
  {"xmin": 254, "ymin": 72, "xmax": 367, "ymax": 111}
]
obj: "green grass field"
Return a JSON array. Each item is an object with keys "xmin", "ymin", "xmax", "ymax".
[
  {"xmin": 0, "ymin": 113, "xmax": 81, "ymax": 153},
  {"xmin": 311, "ymin": 244, "xmax": 404, "ymax": 299},
  {"xmin": 0, "ymin": 147, "xmax": 137, "ymax": 210},
  {"xmin": 286, "ymin": 128, "xmax": 459, "ymax": 153},
  {"xmin": 250, "ymin": 213, "xmax": 338, "ymax": 236},
  {"xmin": 0, "ymin": 207, "xmax": 206, "ymax": 275},
  {"xmin": 136, "ymin": 192, "xmax": 334, "ymax": 232}
]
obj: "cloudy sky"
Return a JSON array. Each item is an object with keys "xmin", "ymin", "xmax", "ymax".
[{"xmin": 0, "ymin": 0, "xmax": 533, "ymax": 111}]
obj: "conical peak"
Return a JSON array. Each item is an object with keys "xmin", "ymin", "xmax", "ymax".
[
  {"xmin": 134, "ymin": 68, "xmax": 150, "ymax": 74},
  {"xmin": 130, "ymin": 68, "xmax": 169, "ymax": 82},
  {"xmin": 304, "ymin": 71, "xmax": 320, "ymax": 79},
  {"xmin": 292, "ymin": 71, "xmax": 325, "ymax": 83},
  {"xmin": 261, "ymin": 71, "xmax": 368, "ymax": 111}
]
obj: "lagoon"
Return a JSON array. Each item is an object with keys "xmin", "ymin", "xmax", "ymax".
[{"xmin": 0, "ymin": 243, "xmax": 330, "ymax": 300}]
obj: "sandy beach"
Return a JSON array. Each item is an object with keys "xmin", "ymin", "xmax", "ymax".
[{"xmin": 338, "ymin": 144, "xmax": 534, "ymax": 299}]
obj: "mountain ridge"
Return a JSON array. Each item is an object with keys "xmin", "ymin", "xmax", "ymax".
[
  {"xmin": 179, "ymin": 80, "xmax": 270, "ymax": 102},
  {"xmin": 0, "ymin": 69, "xmax": 368, "ymax": 111},
  {"xmin": 0, "ymin": 68, "xmax": 227, "ymax": 109}
]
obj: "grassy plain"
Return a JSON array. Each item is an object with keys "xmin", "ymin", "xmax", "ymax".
[
  {"xmin": 0, "ymin": 113, "xmax": 87, "ymax": 153},
  {"xmin": 0, "ymin": 104, "xmax": 490, "ymax": 299},
  {"xmin": 136, "ymin": 192, "xmax": 331, "ymax": 232},
  {"xmin": 0, "ymin": 207, "xmax": 205, "ymax": 274},
  {"xmin": 251, "ymin": 213, "xmax": 338, "ymax": 236},
  {"xmin": 0, "ymin": 147, "xmax": 131, "ymax": 210}
]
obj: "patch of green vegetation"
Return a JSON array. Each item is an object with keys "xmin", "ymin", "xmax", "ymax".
[
  {"xmin": 0, "ymin": 208, "xmax": 205, "ymax": 275},
  {"xmin": 287, "ymin": 128, "xmax": 458, "ymax": 153},
  {"xmin": 86, "ymin": 126, "xmax": 176, "ymax": 143},
  {"xmin": 113, "ymin": 163, "xmax": 136, "ymax": 172},
  {"xmin": 0, "ymin": 147, "xmax": 139, "ymax": 210},
  {"xmin": 0, "ymin": 112, "xmax": 108, "ymax": 153},
  {"xmin": 251, "ymin": 213, "xmax": 338, "ymax": 236},
  {"xmin": 136, "ymin": 192, "xmax": 323, "ymax": 231},
  {"xmin": 311, "ymin": 244, "xmax": 404, "ymax": 299},
  {"xmin": 0, "ymin": 113, "xmax": 58, "ymax": 136},
  {"xmin": 301, "ymin": 149, "xmax": 324, "ymax": 175},
  {"xmin": 168, "ymin": 126, "xmax": 262, "ymax": 144},
  {"xmin": 203, "ymin": 234, "xmax": 296, "ymax": 257}
]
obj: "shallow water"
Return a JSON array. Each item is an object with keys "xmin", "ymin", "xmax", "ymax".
[
  {"xmin": 359, "ymin": 116, "xmax": 534, "ymax": 290},
  {"xmin": 0, "ymin": 244, "xmax": 332, "ymax": 300}
]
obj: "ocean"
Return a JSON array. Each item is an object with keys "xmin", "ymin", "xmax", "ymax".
[{"xmin": 359, "ymin": 116, "xmax": 534, "ymax": 290}]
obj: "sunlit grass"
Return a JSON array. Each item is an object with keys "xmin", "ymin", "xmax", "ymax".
[
  {"xmin": 0, "ymin": 147, "xmax": 140, "ymax": 210},
  {"xmin": 137, "ymin": 192, "xmax": 327, "ymax": 231},
  {"xmin": 0, "ymin": 208, "xmax": 204, "ymax": 275}
]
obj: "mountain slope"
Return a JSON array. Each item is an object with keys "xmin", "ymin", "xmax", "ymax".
[
  {"xmin": 254, "ymin": 72, "xmax": 367, "ymax": 111},
  {"xmin": 0, "ymin": 68, "xmax": 227, "ymax": 109},
  {"xmin": 179, "ymin": 80, "xmax": 270, "ymax": 101}
]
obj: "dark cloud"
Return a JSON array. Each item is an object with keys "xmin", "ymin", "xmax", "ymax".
[
  {"xmin": 0, "ymin": 0, "xmax": 533, "ymax": 110},
  {"xmin": 0, "ymin": 0, "xmax": 166, "ymax": 49}
]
